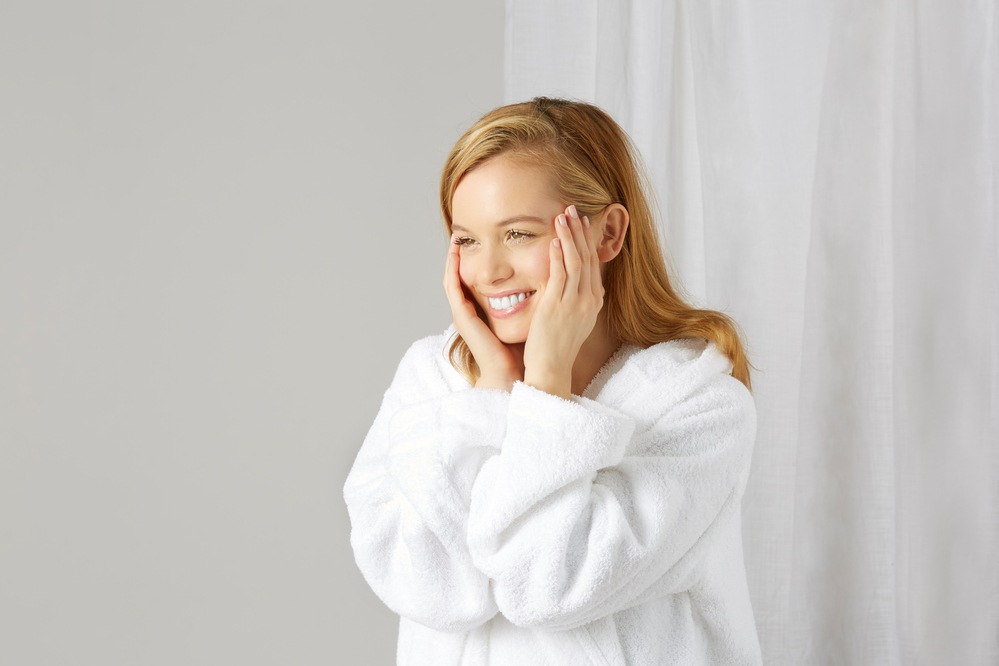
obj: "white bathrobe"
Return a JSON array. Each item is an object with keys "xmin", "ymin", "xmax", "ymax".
[{"xmin": 343, "ymin": 329, "xmax": 761, "ymax": 665}]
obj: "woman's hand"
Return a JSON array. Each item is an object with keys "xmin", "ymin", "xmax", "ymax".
[
  {"xmin": 444, "ymin": 237, "xmax": 524, "ymax": 391},
  {"xmin": 523, "ymin": 205, "xmax": 604, "ymax": 399}
]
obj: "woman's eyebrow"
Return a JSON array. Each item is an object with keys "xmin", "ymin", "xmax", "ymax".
[
  {"xmin": 497, "ymin": 215, "xmax": 548, "ymax": 226},
  {"xmin": 452, "ymin": 216, "xmax": 549, "ymax": 233}
]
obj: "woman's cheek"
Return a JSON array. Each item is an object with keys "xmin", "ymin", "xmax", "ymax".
[
  {"xmin": 457, "ymin": 254, "xmax": 474, "ymax": 288},
  {"xmin": 530, "ymin": 246, "xmax": 552, "ymax": 287}
]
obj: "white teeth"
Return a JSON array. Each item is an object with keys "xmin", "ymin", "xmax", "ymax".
[{"xmin": 488, "ymin": 291, "xmax": 532, "ymax": 310}]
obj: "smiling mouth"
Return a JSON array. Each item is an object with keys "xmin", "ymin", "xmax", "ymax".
[{"xmin": 486, "ymin": 291, "xmax": 536, "ymax": 312}]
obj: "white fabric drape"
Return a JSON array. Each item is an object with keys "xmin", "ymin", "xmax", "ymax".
[{"xmin": 506, "ymin": 0, "xmax": 998, "ymax": 663}]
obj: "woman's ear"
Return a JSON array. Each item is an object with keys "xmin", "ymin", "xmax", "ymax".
[{"xmin": 596, "ymin": 204, "xmax": 629, "ymax": 262}]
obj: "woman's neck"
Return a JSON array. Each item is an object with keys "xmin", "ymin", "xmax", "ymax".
[{"xmin": 571, "ymin": 315, "xmax": 622, "ymax": 396}]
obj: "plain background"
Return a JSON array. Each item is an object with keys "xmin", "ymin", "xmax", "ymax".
[{"xmin": 0, "ymin": 1, "xmax": 502, "ymax": 663}]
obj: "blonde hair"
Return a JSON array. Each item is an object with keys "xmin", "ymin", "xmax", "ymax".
[{"xmin": 440, "ymin": 97, "xmax": 753, "ymax": 390}]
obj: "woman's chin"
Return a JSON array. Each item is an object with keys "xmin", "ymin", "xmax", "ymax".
[{"xmin": 490, "ymin": 325, "xmax": 528, "ymax": 346}]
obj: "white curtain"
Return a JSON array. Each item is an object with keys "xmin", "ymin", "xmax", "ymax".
[{"xmin": 506, "ymin": 0, "xmax": 998, "ymax": 663}]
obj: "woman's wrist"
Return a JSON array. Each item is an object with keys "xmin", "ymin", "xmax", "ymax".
[
  {"xmin": 523, "ymin": 369, "xmax": 572, "ymax": 400},
  {"xmin": 475, "ymin": 371, "xmax": 518, "ymax": 392}
]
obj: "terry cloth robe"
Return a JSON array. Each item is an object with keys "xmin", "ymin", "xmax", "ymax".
[{"xmin": 343, "ymin": 329, "xmax": 761, "ymax": 665}]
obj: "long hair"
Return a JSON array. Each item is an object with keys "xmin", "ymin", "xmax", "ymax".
[{"xmin": 440, "ymin": 97, "xmax": 753, "ymax": 390}]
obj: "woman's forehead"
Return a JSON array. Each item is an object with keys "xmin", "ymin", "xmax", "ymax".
[{"xmin": 452, "ymin": 158, "xmax": 560, "ymax": 217}]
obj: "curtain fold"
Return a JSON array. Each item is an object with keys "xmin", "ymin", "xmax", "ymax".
[{"xmin": 506, "ymin": 0, "xmax": 998, "ymax": 662}]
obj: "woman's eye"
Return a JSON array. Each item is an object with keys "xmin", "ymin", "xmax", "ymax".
[
  {"xmin": 453, "ymin": 236, "xmax": 476, "ymax": 247},
  {"xmin": 507, "ymin": 230, "xmax": 534, "ymax": 243}
]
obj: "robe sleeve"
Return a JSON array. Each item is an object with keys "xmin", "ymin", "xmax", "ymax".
[
  {"xmin": 343, "ymin": 337, "xmax": 505, "ymax": 631},
  {"xmin": 465, "ymin": 345, "xmax": 756, "ymax": 631}
]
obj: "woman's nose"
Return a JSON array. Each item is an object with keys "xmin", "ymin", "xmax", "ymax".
[{"xmin": 481, "ymin": 246, "xmax": 513, "ymax": 284}]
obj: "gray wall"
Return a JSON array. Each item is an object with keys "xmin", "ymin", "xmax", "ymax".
[{"xmin": 0, "ymin": 2, "xmax": 503, "ymax": 663}]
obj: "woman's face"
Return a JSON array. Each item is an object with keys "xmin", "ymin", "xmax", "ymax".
[{"xmin": 450, "ymin": 156, "xmax": 564, "ymax": 344}]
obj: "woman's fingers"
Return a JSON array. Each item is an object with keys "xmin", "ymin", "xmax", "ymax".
[
  {"xmin": 555, "ymin": 212, "xmax": 582, "ymax": 296},
  {"xmin": 444, "ymin": 237, "xmax": 484, "ymax": 324},
  {"xmin": 555, "ymin": 205, "xmax": 604, "ymax": 300},
  {"xmin": 546, "ymin": 235, "xmax": 567, "ymax": 301},
  {"xmin": 565, "ymin": 205, "xmax": 592, "ymax": 291},
  {"xmin": 540, "ymin": 205, "xmax": 605, "ymax": 317},
  {"xmin": 443, "ymin": 236, "xmax": 455, "ymax": 286},
  {"xmin": 443, "ymin": 238, "xmax": 466, "ymax": 308},
  {"xmin": 582, "ymin": 215, "xmax": 603, "ymax": 295}
]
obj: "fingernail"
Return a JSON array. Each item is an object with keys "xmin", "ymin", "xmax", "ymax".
[
  {"xmin": 583, "ymin": 216, "xmax": 591, "ymax": 228},
  {"xmin": 553, "ymin": 238, "xmax": 561, "ymax": 249},
  {"xmin": 557, "ymin": 214, "xmax": 567, "ymax": 226},
  {"xmin": 567, "ymin": 205, "xmax": 578, "ymax": 219}
]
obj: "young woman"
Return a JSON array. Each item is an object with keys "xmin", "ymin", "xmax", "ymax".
[{"xmin": 344, "ymin": 98, "xmax": 761, "ymax": 665}]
